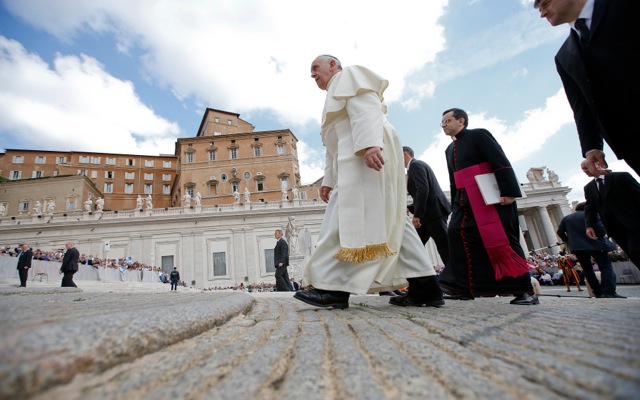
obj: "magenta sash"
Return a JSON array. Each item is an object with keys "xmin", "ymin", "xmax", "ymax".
[{"xmin": 454, "ymin": 162, "xmax": 531, "ymax": 280}]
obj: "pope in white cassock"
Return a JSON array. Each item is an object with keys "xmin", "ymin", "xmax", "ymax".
[{"xmin": 294, "ymin": 55, "xmax": 444, "ymax": 310}]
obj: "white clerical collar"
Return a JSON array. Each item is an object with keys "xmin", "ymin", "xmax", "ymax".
[
  {"xmin": 570, "ymin": 0, "xmax": 595, "ymax": 31},
  {"xmin": 596, "ymin": 174, "xmax": 606, "ymax": 180}
]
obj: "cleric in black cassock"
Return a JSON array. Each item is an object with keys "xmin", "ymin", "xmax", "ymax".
[{"xmin": 438, "ymin": 108, "xmax": 537, "ymax": 305}]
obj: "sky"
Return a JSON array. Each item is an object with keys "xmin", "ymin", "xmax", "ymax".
[{"xmin": 0, "ymin": 0, "xmax": 637, "ymax": 203}]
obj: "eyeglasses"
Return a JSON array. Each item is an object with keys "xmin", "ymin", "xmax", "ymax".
[{"xmin": 441, "ymin": 118, "xmax": 459, "ymax": 126}]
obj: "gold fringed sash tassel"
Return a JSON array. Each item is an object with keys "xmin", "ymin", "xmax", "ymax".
[{"xmin": 334, "ymin": 243, "xmax": 396, "ymax": 264}]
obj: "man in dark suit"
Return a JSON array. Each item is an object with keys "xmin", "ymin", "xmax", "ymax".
[
  {"xmin": 273, "ymin": 229, "xmax": 291, "ymax": 291},
  {"xmin": 16, "ymin": 243, "xmax": 32, "ymax": 287},
  {"xmin": 557, "ymin": 202, "xmax": 622, "ymax": 298},
  {"xmin": 403, "ymin": 146, "xmax": 451, "ymax": 265},
  {"xmin": 535, "ymin": 0, "xmax": 639, "ymax": 175},
  {"xmin": 582, "ymin": 161, "xmax": 640, "ymax": 269},
  {"xmin": 59, "ymin": 242, "xmax": 79, "ymax": 287}
]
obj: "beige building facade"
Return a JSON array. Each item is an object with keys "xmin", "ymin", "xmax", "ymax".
[{"xmin": 0, "ymin": 149, "xmax": 177, "ymax": 211}]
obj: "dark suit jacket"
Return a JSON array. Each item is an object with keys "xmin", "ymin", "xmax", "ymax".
[
  {"xmin": 60, "ymin": 247, "xmax": 80, "ymax": 272},
  {"xmin": 557, "ymin": 210, "xmax": 612, "ymax": 252},
  {"xmin": 274, "ymin": 238, "xmax": 289, "ymax": 268},
  {"xmin": 406, "ymin": 159, "xmax": 450, "ymax": 222},
  {"xmin": 16, "ymin": 248, "xmax": 32, "ymax": 270},
  {"xmin": 555, "ymin": 0, "xmax": 639, "ymax": 160},
  {"xmin": 584, "ymin": 172, "xmax": 640, "ymax": 238}
]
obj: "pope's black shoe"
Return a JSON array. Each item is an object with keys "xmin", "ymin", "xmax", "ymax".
[
  {"xmin": 389, "ymin": 294, "xmax": 445, "ymax": 307},
  {"xmin": 510, "ymin": 293, "xmax": 539, "ymax": 305},
  {"xmin": 294, "ymin": 288, "xmax": 350, "ymax": 309}
]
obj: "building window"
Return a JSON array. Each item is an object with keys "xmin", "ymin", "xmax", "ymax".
[
  {"xmin": 254, "ymin": 147, "xmax": 261, "ymax": 157},
  {"xmin": 57, "ymin": 157, "xmax": 67, "ymax": 164},
  {"xmin": 79, "ymin": 156, "xmax": 90, "ymax": 163},
  {"xmin": 126, "ymin": 158, "xmax": 135, "ymax": 166},
  {"xmin": 186, "ymin": 186, "xmax": 194, "ymax": 197},
  {"xmin": 163, "ymin": 161, "xmax": 172, "ymax": 168},
  {"xmin": 230, "ymin": 148, "xmax": 237, "ymax": 159},
  {"xmin": 281, "ymin": 177, "xmax": 288, "ymax": 190},
  {"xmin": 214, "ymin": 117, "xmax": 220, "ymax": 123},
  {"xmin": 91, "ymin": 171, "xmax": 98, "ymax": 179},
  {"xmin": 35, "ymin": 156, "xmax": 46, "ymax": 164},
  {"xmin": 145, "ymin": 160, "xmax": 154, "ymax": 167},
  {"xmin": 19, "ymin": 201, "xmax": 30, "ymax": 212},
  {"xmin": 208, "ymin": 151, "xmax": 216, "ymax": 161},
  {"xmin": 106, "ymin": 157, "xmax": 116, "ymax": 165},
  {"xmin": 77, "ymin": 170, "xmax": 87, "ymax": 176},
  {"xmin": 265, "ymin": 249, "xmax": 275, "ymax": 273},
  {"xmin": 125, "ymin": 172, "xmax": 135, "ymax": 179},
  {"xmin": 220, "ymin": 173, "xmax": 228, "ymax": 183},
  {"xmin": 10, "ymin": 170, "xmax": 21, "ymax": 180},
  {"xmin": 256, "ymin": 181, "xmax": 264, "ymax": 191},
  {"xmin": 144, "ymin": 184, "xmax": 153, "ymax": 194},
  {"xmin": 277, "ymin": 145, "xmax": 285, "ymax": 155},
  {"xmin": 163, "ymin": 184, "xmax": 171, "ymax": 195},
  {"xmin": 90, "ymin": 156, "xmax": 101, "ymax": 164},
  {"xmin": 300, "ymin": 191, "xmax": 307, "ymax": 200},
  {"xmin": 124, "ymin": 183, "xmax": 134, "ymax": 194},
  {"xmin": 227, "ymin": 119, "xmax": 232, "ymax": 125},
  {"xmin": 232, "ymin": 183, "xmax": 239, "ymax": 193},
  {"xmin": 53, "ymin": 171, "xmax": 58, "ymax": 177},
  {"xmin": 12, "ymin": 156, "xmax": 24, "ymax": 164},
  {"xmin": 104, "ymin": 183, "xmax": 113, "ymax": 193},
  {"xmin": 186, "ymin": 153, "xmax": 194, "ymax": 163},
  {"xmin": 162, "ymin": 174, "xmax": 171, "ymax": 181},
  {"xmin": 144, "ymin": 173, "xmax": 153, "ymax": 180},
  {"xmin": 243, "ymin": 171, "xmax": 251, "ymax": 180},
  {"xmin": 32, "ymin": 171, "xmax": 44, "ymax": 178},
  {"xmin": 214, "ymin": 131, "xmax": 222, "ymax": 136},
  {"xmin": 66, "ymin": 198, "xmax": 76, "ymax": 210},
  {"xmin": 213, "ymin": 252, "xmax": 226, "ymax": 276},
  {"xmin": 105, "ymin": 171, "xmax": 114, "ymax": 179}
]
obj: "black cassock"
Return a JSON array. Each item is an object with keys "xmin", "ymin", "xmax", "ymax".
[{"xmin": 439, "ymin": 128, "xmax": 533, "ymax": 298}]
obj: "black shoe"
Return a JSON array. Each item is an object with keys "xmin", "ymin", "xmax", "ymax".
[
  {"xmin": 294, "ymin": 288, "xmax": 349, "ymax": 309},
  {"xmin": 389, "ymin": 294, "xmax": 444, "ymax": 307},
  {"xmin": 510, "ymin": 293, "xmax": 539, "ymax": 305},
  {"xmin": 378, "ymin": 291, "xmax": 396, "ymax": 296},
  {"xmin": 602, "ymin": 293, "xmax": 627, "ymax": 298},
  {"xmin": 442, "ymin": 294, "xmax": 473, "ymax": 300}
]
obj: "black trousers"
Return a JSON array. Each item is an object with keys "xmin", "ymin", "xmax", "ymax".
[
  {"xmin": 61, "ymin": 271, "xmax": 77, "ymax": 287},
  {"xmin": 275, "ymin": 266, "xmax": 291, "ymax": 291},
  {"xmin": 416, "ymin": 216, "xmax": 450, "ymax": 265},
  {"xmin": 18, "ymin": 268, "xmax": 28, "ymax": 287}
]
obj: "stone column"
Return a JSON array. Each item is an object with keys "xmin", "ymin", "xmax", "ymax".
[{"xmin": 537, "ymin": 206, "xmax": 560, "ymax": 254}]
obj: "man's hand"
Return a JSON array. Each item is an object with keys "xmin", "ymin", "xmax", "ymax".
[
  {"xmin": 499, "ymin": 196, "xmax": 515, "ymax": 205},
  {"xmin": 585, "ymin": 150, "xmax": 609, "ymax": 175},
  {"xmin": 364, "ymin": 147, "xmax": 384, "ymax": 171},
  {"xmin": 277, "ymin": 263, "xmax": 283, "ymax": 268},
  {"xmin": 320, "ymin": 186, "xmax": 333, "ymax": 203},
  {"xmin": 412, "ymin": 217, "xmax": 421, "ymax": 229},
  {"xmin": 586, "ymin": 227, "xmax": 598, "ymax": 240}
]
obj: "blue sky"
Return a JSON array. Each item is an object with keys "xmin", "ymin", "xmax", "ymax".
[{"xmin": 0, "ymin": 0, "xmax": 636, "ymax": 202}]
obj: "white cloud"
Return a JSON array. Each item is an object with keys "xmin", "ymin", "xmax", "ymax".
[
  {"xmin": 296, "ymin": 140, "xmax": 325, "ymax": 185},
  {"xmin": 417, "ymin": 88, "xmax": 574, "ymax": 190},
  {"xmin": 0, "ymin": 36, "xmax": 180, "ymax": 154},
  {"xmin": 2, "ymin": 0, "xmax": 449, "ymax": 129}
]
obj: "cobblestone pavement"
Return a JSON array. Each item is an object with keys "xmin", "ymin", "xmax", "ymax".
[{"xmin": 1, "ymin": 280, "xmax": 639, "ymax": 400}]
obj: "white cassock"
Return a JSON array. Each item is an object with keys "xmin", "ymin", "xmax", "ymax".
[{"xmin": 303, "ymin": 65, "xmax": 436, "ymax": 295}]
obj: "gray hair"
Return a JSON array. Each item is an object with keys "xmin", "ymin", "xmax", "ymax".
[{"xmin": 315, "ymin": 54, "xmax": 342, "ymax": 70}]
